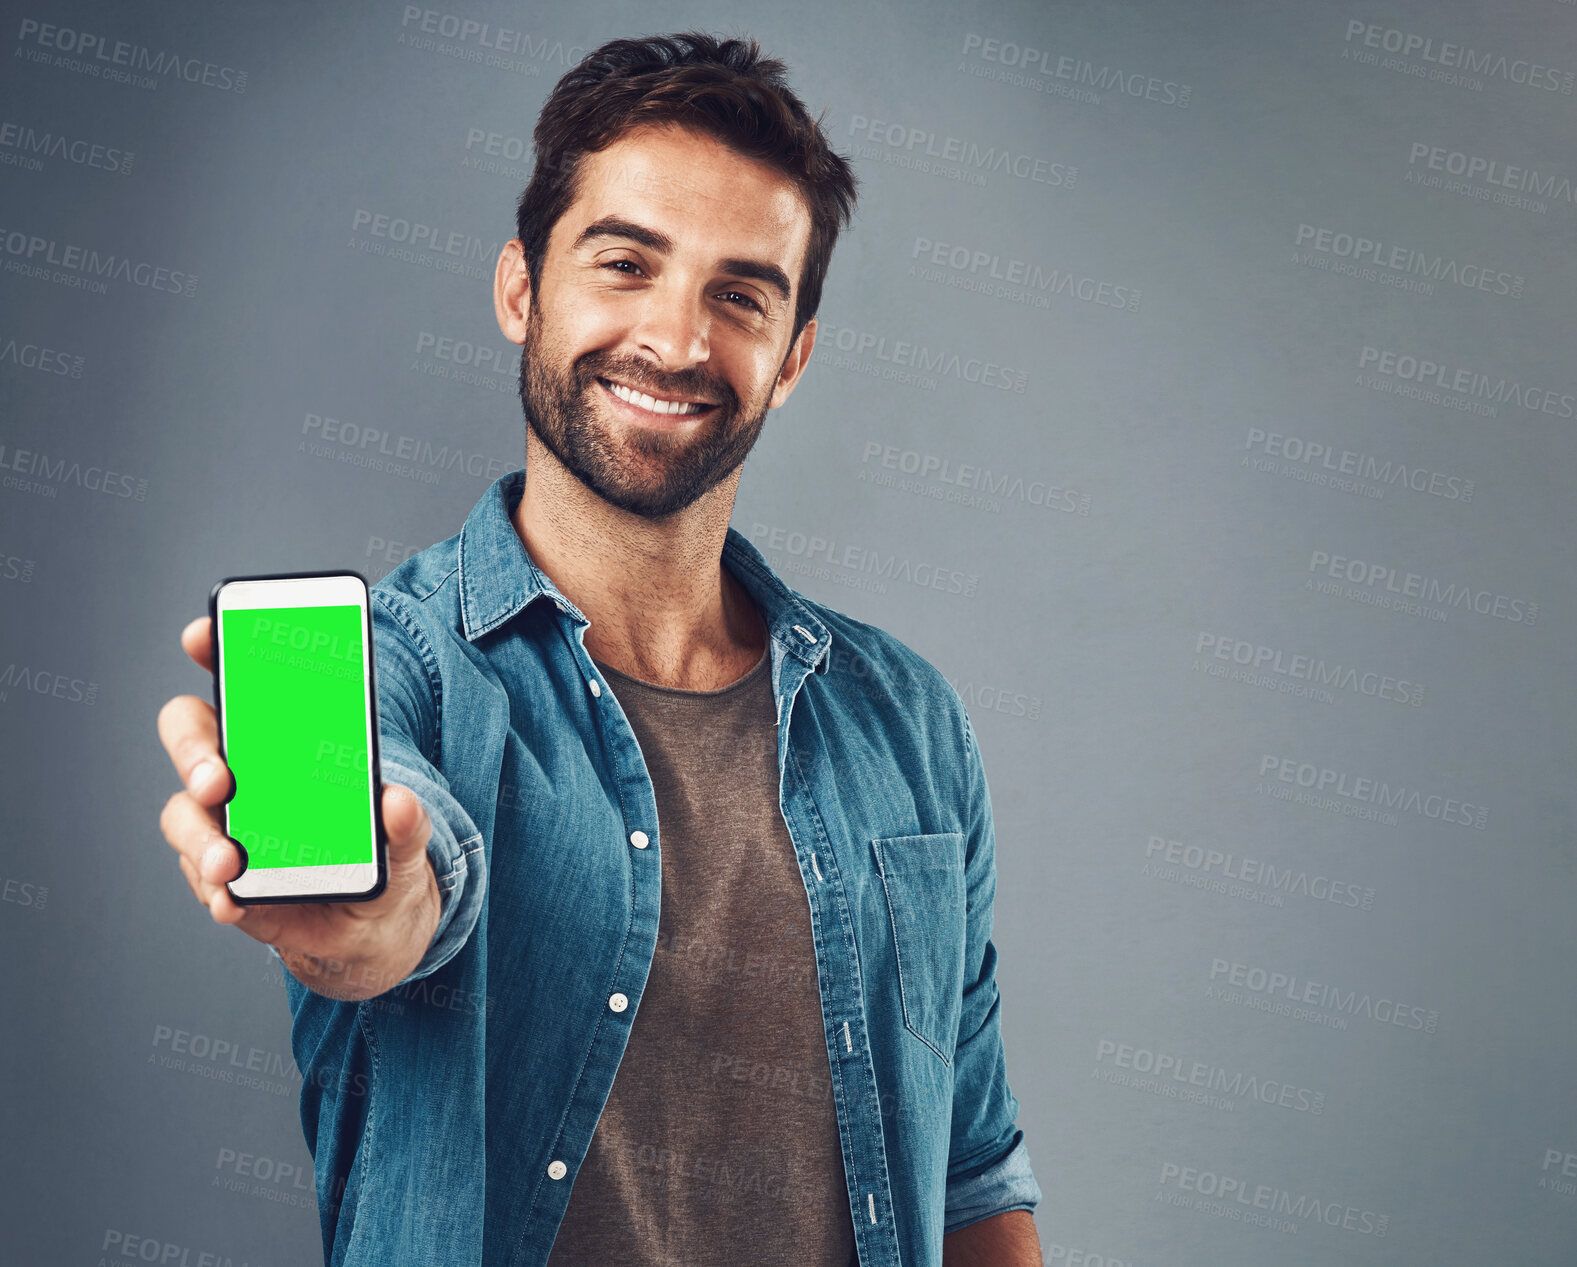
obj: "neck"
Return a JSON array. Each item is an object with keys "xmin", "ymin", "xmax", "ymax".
[{"xmin": 511, "ymin": 429, "xmax": 767, "ymax": 690}]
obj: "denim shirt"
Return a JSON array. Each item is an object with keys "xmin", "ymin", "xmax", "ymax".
[{"xmin": 280, "ymin": 468, "xmax": 1042, "ymax": 1266}]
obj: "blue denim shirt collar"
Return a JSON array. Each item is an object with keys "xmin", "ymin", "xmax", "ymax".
[{"xmin": 455, "ymin": 467, "xmax": 830, "ymax": 674}]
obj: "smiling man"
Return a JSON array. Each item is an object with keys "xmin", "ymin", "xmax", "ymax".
[{"xmin": 157, "ymin": 31, "xmax": 1042, "ymax": 1267}]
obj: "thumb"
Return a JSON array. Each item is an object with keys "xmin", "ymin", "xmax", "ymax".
[{"xmin": 380, "ymin": 782, "xmax": 433, "ymax": 871}]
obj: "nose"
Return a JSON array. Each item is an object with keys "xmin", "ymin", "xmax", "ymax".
[{"xmin": 630, "ymin": 277, "xmax": 710, "ymax": 370}]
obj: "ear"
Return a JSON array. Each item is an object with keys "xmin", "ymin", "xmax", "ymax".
[
  {"xmin": 494, "ymin": 239, "xmax": 532, "ymax": 345},
  {"xmin": 768, "ymin": 316, "xmax": 817, "ymax": 410}
]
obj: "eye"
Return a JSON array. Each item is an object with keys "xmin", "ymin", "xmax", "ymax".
[
  {"xmin": 600, "ymin": 259, "xmax": 645, "ymax": 276},
  {"xmin": 717, "ymin": 289, "xmax": 764, "ymax": 313}
]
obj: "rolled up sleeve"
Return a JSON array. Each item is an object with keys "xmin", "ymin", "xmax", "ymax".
[
  {"xmin": 371, "ymin": 590, "xmax": 487, "ymax": 987},
  {"xmin": 943, "ymin": 704, "xmax": 1044, "ymax": 1234},
  {"xmin": 944, "ymin": 1129, "xmax": 1043, "ymax": 1234}
]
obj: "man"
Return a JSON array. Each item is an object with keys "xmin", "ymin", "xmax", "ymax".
[{"xmin": 157, "ymin": 32, "xmax": 1043, "ymax": 1267}]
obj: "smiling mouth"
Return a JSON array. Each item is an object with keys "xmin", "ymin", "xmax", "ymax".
[{"xmin": 598, "ymin": 377, "xmax": 716, "ymax": 417}]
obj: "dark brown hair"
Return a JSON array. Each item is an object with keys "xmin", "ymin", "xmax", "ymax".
[{"xmin": 515, "ymin": 31, "xmax": 858, "ymax": 341}]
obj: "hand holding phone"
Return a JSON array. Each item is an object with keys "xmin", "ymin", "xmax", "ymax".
[{"xmin": 156, "ymin": 579, "xmax": 442, "ymax": 1000}]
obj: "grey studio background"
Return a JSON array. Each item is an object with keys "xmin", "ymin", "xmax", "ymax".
[{"xmin": 1, "ymin": 0, "xmax": 1573, "ymax": 1263}]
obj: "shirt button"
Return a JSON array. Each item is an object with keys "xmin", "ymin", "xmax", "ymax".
[
  {"xmin": 629, "ymin": 830, "xmax": 649, "ymax": 849},
  {"xmin": 547, "ymin": 1160, "xmax": 567, "ymax": 1181},
  {"xmin": 588, "ymin": 678, "xmax": 602, "ymax": 698},
  {"xmin": 609, "ymin": 992, "xmax": 628, "ymax": 1012}
]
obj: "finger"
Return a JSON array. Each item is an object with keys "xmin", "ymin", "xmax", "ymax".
[
  {"xmin": 381, "ymin": 782, "xmax": 432, "ymax": 858},
  {"xmin": 182, "ymin": 615, "xmax": 213, "ymax": 674},
  {"xmin": 177, "ymin": 851, "xmax": 201, "ymax": 900},
  {"xmin": 155, "ymin": 693, "xmax": 231, "ymax": 805},
  {"xmin": 207, "ymin": 879, "xmax": 252, "ymax": 926},
  {"xmin": 176, "ymin": 850, "xmax": 242, "ymax": 919},
  {"xmin": 159, "ymin": 788, "xmax": 239, "ymax": 901},
  {"xmin": 175, "ymin": 830, "xmax": 282, "ymax": 938},
  {"xmin": 380, "ymin": 785, "xmax": 436, "ymax": 901}
]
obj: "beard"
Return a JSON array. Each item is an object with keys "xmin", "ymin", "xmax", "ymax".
[{"xmin": 517, "ymin": 306, "xmax": 776, "ymax": 519}]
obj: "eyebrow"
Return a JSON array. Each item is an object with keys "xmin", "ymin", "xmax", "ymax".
[{"xmin": 573, "ymin": 215, "xmax": 793, "ymax": 305}]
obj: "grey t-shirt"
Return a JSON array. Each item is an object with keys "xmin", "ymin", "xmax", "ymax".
[{"xmin": 544, "ymin": 645, "xmax": 858, "ymax": 1267}]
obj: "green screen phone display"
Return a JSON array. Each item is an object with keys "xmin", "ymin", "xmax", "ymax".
[{"xmin": 220, "ymin": 604, "xmax": 373, "ymax": 869}]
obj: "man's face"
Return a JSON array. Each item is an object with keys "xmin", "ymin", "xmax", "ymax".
[{"xmin": 514, "ymin": 124, "xmax": 815, "ymax": 519}]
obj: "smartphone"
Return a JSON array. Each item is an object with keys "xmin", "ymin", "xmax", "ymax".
[{"xmin": 208, "ymin": 570, "xmax": 387, "ymax": 904}]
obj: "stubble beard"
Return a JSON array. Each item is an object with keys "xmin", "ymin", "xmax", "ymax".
[{"xmin": 517, "ymin": 303, "xmax": 777, "ymax": 520}]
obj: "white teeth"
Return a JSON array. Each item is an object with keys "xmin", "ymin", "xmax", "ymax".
[{"xmin": 606, "ymin": 379, "xmax": 704, "ymax": 416}]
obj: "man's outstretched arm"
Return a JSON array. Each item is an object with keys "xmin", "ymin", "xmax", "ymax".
[{"xmin": 942, "ymin": 1208, "xmax": 1041, "ymax": 1265}]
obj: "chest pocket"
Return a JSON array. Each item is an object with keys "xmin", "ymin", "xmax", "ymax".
[{"xmin": 871, "ymin": 832, "xmax": 967, "ymax": 1065}]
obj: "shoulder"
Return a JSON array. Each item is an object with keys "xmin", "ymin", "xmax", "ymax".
[
  {"xmin": 365, "ymin": 533, "xmax": 468, "ymax": 700},
  {"xmin": 798, "ymin": 593, "xmax": 973, "ymax": 750},
  {"xmin": 369, "ymin": 532, "xmax": 462, "ymax": 626}
]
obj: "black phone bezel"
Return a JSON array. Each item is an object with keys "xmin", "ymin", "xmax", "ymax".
[{"xmin": 207, "ymin": 569, "xmax": 389, "ymax": 905}]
